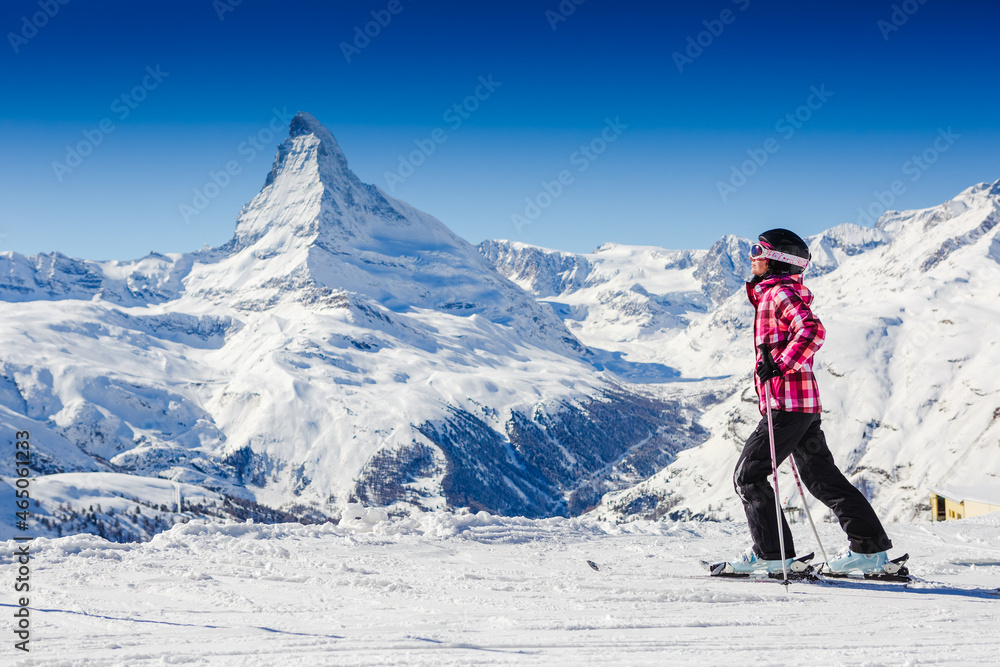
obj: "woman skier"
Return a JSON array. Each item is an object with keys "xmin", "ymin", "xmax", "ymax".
[{"xmin": 722, "ymin": 228, "xmax": 896, "ymax": 576}]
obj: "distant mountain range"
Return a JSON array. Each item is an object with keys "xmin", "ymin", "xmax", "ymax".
[
  {"xmin": 0, "ymin": 113, "xmax": 707, "ymax": 540},
  {"xmin": 3, "ymin": 113, "xmax": 997, "ymax": 540},
  {"xmin": 481, "ymin": 181, "xmax": 1000, "ymax": 524}
]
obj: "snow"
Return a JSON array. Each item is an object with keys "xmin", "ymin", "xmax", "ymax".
[
  {"xmin": 3, "ymin": 112, "xmax": 1000, "ymax": 667},
  {"xmin": 1, "ymin": 111, "xmax": 631, "ymax": 525},
  {"xmin": 931, "ymin": 486, "xmax": 1000, "ymax": 506},
  {"xmin": 479, "ymin": 240, "xmax": 711, "ymax": 367},
  {"xmin": 4, "ymin": 512, "xmax": 999, "ymax": 665},
  {"xmin": 2, "ymin": 111, "xmax": 999, "ymax": 662},
  {"xmin": 24, "ymin": 472, "xmax": 220, "ymax": 511}
]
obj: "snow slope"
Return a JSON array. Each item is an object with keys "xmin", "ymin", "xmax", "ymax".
[{"xmin": 3, "ymin": 512, "xmax": 998, "ymax": 665}]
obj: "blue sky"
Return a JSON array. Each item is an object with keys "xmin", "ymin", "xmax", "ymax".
[{"xmin": 2, "ymin": 0, "xmax": 999, "ymax": 260}]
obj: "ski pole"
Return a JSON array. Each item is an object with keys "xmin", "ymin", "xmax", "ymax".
[
  {"xmin": 761, "ymin": 379, "xmax": 789, "ymax": 584},
  {"xmin": 787, "ymin": 456, "xmax": 830, "ymax": 566}
]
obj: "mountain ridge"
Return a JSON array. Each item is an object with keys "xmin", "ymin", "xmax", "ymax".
[
  {"xmin": 0, "ymin": 112, "xmax": 705, "ymax": 540},
  {"xmin": 3, "ymin": 112, "xmax": 997, "ymax": 540},
  {"xmin": 481, "ymin": 179, "xmax": 1000, "ymax": 524}
]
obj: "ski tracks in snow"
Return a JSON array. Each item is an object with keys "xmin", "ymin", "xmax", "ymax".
[{"xmin": 1, "ymin": 512, "xmax": 998, "ymax": 665}]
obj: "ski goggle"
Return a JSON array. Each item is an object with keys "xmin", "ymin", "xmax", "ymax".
[{"xmin": 749, "ymin": 243, "xmax": 810, "ymax": 268}]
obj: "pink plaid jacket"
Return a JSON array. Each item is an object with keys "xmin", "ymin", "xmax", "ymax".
[{"xmin": 746, "ymin": 275, "xmax": 825, "ymax": 415}]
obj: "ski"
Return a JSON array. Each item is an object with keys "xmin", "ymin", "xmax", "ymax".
[
  {"xmin": 699, "ymin": 553, "xmax": 913, "ymax": 585},
  {"xmin": 817, "ymin": 553, "xmax": 912, "ymax": 583},
  {"xmin": 702, "ymin": 552, "xmax": 818, "ymax": 581}
]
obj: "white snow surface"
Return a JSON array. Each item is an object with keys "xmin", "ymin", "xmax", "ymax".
[{"xmin": 3, "ymin": 511, "xmax": 999, "ymax": 665}]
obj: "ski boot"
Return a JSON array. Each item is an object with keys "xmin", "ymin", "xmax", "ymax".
[
  {"xmin": 824, "ymin": 549, "xmax": 887, "ymax": 574},
  {"xmin": 707, "ymin": 547, "xmax": 814, "ymax": 579},
  {"xmin": 820, "ymin": 550, "xmax": 911, "ymax": 581}
]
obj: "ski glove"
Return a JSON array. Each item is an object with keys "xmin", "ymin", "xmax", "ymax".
[{"xmin": 756, "ymin": 344, "xmax": 782, "ymax": 383}]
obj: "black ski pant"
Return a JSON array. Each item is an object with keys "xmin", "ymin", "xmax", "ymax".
[{"xmin": 733, "ymin": 410, "xmax": 892, "ymax": 560}]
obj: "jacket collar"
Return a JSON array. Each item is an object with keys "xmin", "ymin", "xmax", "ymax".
[{"xmin": 745, "ymin": 273, "xmax": 803, "ymax": 306}]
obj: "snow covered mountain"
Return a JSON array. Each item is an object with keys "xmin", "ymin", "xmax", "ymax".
[
  {"xmin": 483, "ymin": 181, "xmax": 1000, "ymax": 524},
  {"xmin": 0, "ymin": 113, "xmax": 706, "ymax": 540},
  {"xmin": 477, "ymin": 237, "xmax": 750, "ymax": 378},
  {"xmin": 4, "ymin": 112, "xmax": 997, "ymax": 542}
]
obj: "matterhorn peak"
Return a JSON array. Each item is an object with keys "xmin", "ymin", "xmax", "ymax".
[
  {"xmin": 288, "ymin": 110, "xmax": 331, "ymax": 139},
  {"xmin": 216, "ymin": 110, "xmax": 585, "ymax": 357},
  {"xmin": 288, "ymin": 112, "xmax": 350, "ymax": 171},
  {"xmin": 232, "ymin": 112, "xmax": 383, "ymax": 251},
  {"xmin": 263, "ymin": 111, "xmax": 355, "ymax": 190}
]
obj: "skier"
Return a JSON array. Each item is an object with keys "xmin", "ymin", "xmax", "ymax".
[{"xmin": 724, "ymin": 228, "xmax": 895, "ymax": 576}]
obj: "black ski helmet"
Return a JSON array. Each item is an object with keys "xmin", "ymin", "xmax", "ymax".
[{"xmin": 757, "ymin": 228, "xmax": 810, "ymax": 275}]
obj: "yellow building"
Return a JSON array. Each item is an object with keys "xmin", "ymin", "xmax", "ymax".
[{"xmin": 930, "ymin": 486, "xmax": 1000, "ymax": 521}]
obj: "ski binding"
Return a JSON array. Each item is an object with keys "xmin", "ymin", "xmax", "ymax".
[
  {"xmin": 818, "ymin": 553, "xmax": 911, "ymax": 582},
  {"xmin": 703, "ymin": 552, "xmax": 817, "ymax": 581}
]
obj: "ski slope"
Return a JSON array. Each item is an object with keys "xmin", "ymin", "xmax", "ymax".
[{"xmin": 3, "ymin": 512, "xmax": 998, "ymax": 665}]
